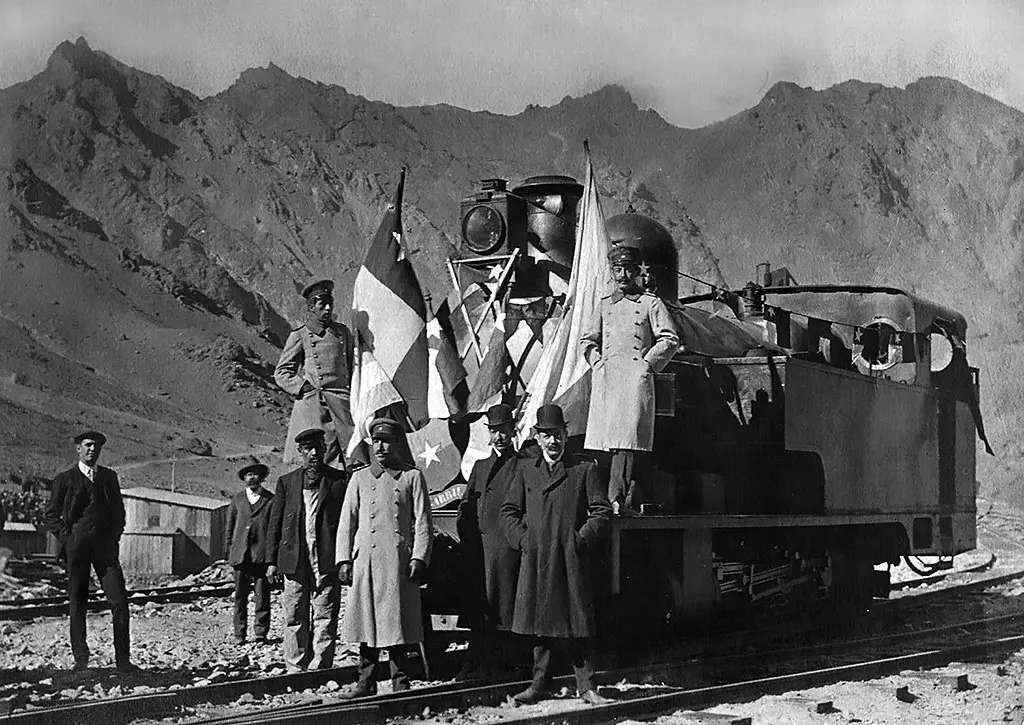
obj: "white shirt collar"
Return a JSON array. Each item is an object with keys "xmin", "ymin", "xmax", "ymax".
[
  {"xmin": 245, "ymin": 487, "xmax": 262, "ymax": 505},
  {"xmin": 78, "ymin": 461, "xmax": 96, "ymax": 479}
]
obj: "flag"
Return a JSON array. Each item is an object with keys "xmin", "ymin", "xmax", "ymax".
[
  {"xmin": 346, "ymin": 332, "xmax": 404, "ymax": 457},
  {"xmin": 351, "ymin": 169, "xmax": 430, "ymax": 426},
  {"xmin": 426, "ymin": 299, "xmax": 469, "ymax": 419},
  {"xmin": 466, "ymin": 310, "xmax": 511, "ymax": 413},
  {"xmin": 406, "ymin": 418, "xmax": 465, "ymax": 493},
  {"xmin": 517, "ymin": 145, "xmax": 612, "ymax": 440}
]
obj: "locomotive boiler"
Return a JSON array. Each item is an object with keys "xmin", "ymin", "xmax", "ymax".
[{"xmin": 430, "ymin": 174, "xmax": 984, "ymax": 637}]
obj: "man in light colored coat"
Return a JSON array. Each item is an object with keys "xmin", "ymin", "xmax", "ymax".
[
  {"xmin": 224, "ymin": 457, "xmax": 274, "ymax": 644},
  {"xmin": 581, "ymin": 240, "xmax": 679, "ymax": 514},
  {"xmin": 337, "ymin": 418, "xmax": 433, "ymax": 697},
  {"xmin": 266, "ymin": 428, "xmax": 348, "ymax": 671},
  {"xmin": 275, "ymin": 279, "xmax": 354, "ymax": 468}
]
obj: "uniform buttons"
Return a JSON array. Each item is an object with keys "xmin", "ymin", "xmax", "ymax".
[
  {"xmin": 371, "ymin": 543, "xmax": 376, "ymax": 548},
  {"xmin": 370, "ymin": 528, "xmax": 376, "ymax": 534},
  {"xmin": 370, "ymin": 512, "xmax": 375, "ymax": 519}
]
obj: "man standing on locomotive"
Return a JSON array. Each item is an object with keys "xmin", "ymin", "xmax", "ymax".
[
  {"xmin": 456, "ymin": 403, "xmax": 523, "ymax": 679},
  {"xmin": 501, "ymin": 404, "xmax": 612, "ymax": 706},
  {"xmin": 336, "ymin": 418, "xmax": 433, "ymax": 697},
  {"xmin": 275, "ymin": 279, "xmax": 354, "ymax": 469},
  {"xmin": 581, "ymin": 240, "xmax": 679, "ymax": 514}
]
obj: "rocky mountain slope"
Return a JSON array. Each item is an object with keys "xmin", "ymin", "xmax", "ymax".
[{"xmin": 0, "ymin": 38, "xmax": 1020, "ymax": 503}]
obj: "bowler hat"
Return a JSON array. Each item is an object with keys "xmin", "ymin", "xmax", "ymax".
[
  {"xmin": 294, "ymin": 428, "xmax": 326, "ymax": 446},
  {"xmin": 607, "ymin": 240, "xmax": 642, "ymax": 266},
  {"xmin": 533, "ymin": 404, "xmax": 568, "ymax": 431},
  {"xmin": 485, "ymin": 403, "xmax": 515, "ymax": 429},
  {"xmin": 301, "ymin": 279, "xmax": 335, "ymax": 301},
  {"xmin": 369, "ymin": 418, "xmax": 404, "ymax": 438},
  {"xmin": 237, "ymin": 456, "xmax": 269, "ymax": 481},
  {"xmin": 74, "ymin": 430, "xmax": 107, "ymax": 445}
]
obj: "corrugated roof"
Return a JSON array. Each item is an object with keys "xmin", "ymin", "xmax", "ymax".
[{"xmin": 122, "ymin": 487, "xmax": 228, "ymax": 510}]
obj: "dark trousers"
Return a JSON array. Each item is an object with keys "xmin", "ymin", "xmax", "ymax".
[
  {"xmin": 529, "ymin": 636, "xmax": 596, "ymax": 694},
  {"xmin": 67, "ymin": 546, "xmax": 130, "ymax": 666},
  {"xmin": 608, "ymin": 450, "xmax": 649, "ymax": 511},
  {"xmin": 232, "ymin": 563, "xmax": 271, "ymax": 640},
  {"xmin": 462, "ymin": 629, "xmax": 523, "ymax": 676},
  {"xmin": 357, "ymin": 642, "xmax": 415, "ymax": 689}
]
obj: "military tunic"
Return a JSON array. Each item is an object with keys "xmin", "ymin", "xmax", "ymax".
[
  {"xmin": 275, "ymin": 319, "xmax": 354, "ymax": 464},
  {"xmin": 580, "ymin": 291, "xmax": 679, "ymax": 451},
  {"xmin": 337, "ymin": 462, "xmax": 433, "ymax": 648}
]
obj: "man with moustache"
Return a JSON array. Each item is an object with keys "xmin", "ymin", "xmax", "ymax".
[
  {"xmin": 43, "ymin": 431, "xmax": 137, "ymax": 672},
  {"xmin": 224, "ymin": 456, "xmax": 274, "ymax": 645},
  {"xmin": 337, "ymin": 418, "xmax": 433, "ymax": 698},
  {"xmin": 266, "ymin": 428, "xmax": 347, "ymax": 671},
  {"xmin": 581, "ymin": 239, "xmax": 679, "ymax": 514},
  {"xmin": 501, "ymin": 405, "xmax": 612, "ymax": 706},
  {"xmin": 455, "ymin": 403, "xmax": 523, "ymax": 680},
  {"xmin": 275, "ymin": 279, "xmax": 354, "ymax": 469}
]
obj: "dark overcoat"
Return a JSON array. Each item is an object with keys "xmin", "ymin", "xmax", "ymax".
[
  {"xmin": 42, "ymin": 466, "xmax": 125, "ymax": 563},
  {"xmin": 457, "ymin": 451, "xmax": 522, "ymax": 631},
  {"xmin": 501, "ymin": 453, "xmax": 611, "ymax": 638},
  {"xmin": 224, "ymin": 488, "xmax": 274, "ymax": 566},
  {"xmin": 266, "ymin": 467, "xmax": 347, "ymax": 575}
]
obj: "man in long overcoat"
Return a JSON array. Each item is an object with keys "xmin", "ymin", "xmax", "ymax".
[
  {"xmin": 42, "ymin": 431, "xmax": 137, "ymax": 672},
  {"xmin": 501, "ymin": 405, "xmax": 612, "ymax": 706},
  {"xmin": 337, "ymin": 418, "xmax": 433, "ymax": 697},
  {"xmin": 266, "ymin": 428, "xmax": 348, "ymax": 671},
  {"xmin": 581, "ymin": 240, "xmax": 679, "ymax": 513},
  {"xmin": 275, "ymin": 279, "xmax": 354, "ymax": 468},
  {"xmin": 224, "ymin": 457, "xmax": 274, "ymax": 644},
  {"xmin": 456, "ymin": 403, "xmax": 523, "ymax": 679}
]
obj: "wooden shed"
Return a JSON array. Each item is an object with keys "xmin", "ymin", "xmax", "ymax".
[{"xmin": 121, "ymin": 488, "xmax": 229, "ymax": 574}]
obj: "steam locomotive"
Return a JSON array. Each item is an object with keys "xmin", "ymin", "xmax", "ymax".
[{"xmin": 427, "ymin": 173, "xmax": 983, "ymax": 635}]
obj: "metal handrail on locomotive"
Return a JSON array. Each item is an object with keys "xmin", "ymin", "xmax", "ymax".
[{"xmin": 428, "ymin": 173, "xmax": 984, "ymax": 633}]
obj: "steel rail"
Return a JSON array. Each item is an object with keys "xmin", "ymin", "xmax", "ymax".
[{"xmin": 0, "ymin": 584, "xmax": 234, "ymax": 620}]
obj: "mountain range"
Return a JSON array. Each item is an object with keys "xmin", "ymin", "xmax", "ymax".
[{"xmin": 1, "ymin": 37, "xmax": 1020, "ymax": 505}]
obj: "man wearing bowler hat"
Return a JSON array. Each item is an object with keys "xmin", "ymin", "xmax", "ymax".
[
  {"xmin": 43, "ymin": 431, "xmax": 136, "ymax": 672},
  {"xmin": 456, "ymin": 403, "xmax": 524, "ymax": 680},
  {"xmin": 266, "ymin": 428, "xmax": 348, "ymax": 671},
  {"xmin": 224, "ymin": 456, "xmax": 274, "ymax": 645},
  {"xmin": 501, "ymin": 404, "xmax": 612, "ymax": 705},
  {"xmin": 581, "ymin": 239, "xmax": 679, "ymax": 515},
  {"xmin": 275, "ymin": 279, "xmax": 355, "ymax": 469}
]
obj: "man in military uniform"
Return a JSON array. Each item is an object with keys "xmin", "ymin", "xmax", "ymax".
[
  {"xmin": 266, "ymin": 428, "xmax": 348, "ymax": 671},
  {"xmin": 581, "ymin": 241, "xmax": 679, "ymax": 514},
  {"xmin": 275, "ymin": 280, "xmax": 354, "ymax": 468},
  {"xmin": 337, "ymin": 418, "xmax": 433, "ymax": 697},
  {"xmin": 456, "ymin": 403, "xmax": 523, "ymax": 679},
  {"xmin": 43, "ymin": 431, "xmax": 137, "ymax": 672}
]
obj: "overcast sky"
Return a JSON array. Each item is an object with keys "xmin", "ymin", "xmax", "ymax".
[{"xmin": 2, "ymin": 0, "xmax": 1022, "ymax": 128}]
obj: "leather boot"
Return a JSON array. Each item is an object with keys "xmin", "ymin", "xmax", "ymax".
[
  {"xmin": 340, "ymin": 644, "xmax": 378, "ymax": 699},
  {"xmin": 512, "ymin": 641, "xmax": 550, "ymax": 704}
]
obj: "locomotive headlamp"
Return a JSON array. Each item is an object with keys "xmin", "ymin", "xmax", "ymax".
[{"xmin": 462, "ymin": 204, "xmax": 506, "ymax": 254}]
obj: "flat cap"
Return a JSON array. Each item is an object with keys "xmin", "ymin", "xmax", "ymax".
[
  {"xmin": 607, "ymin": 239, "xmax": 642, "ymax": 266},
  {"xmin": 237, "ymin": 456, "xmax": 269, "ymax": 480},
  {"xmin": 301, "ymin": 279, "xmax": 335, "ymax": 301},
  {"xmin": 74, "ymin": 430, "xmax": 107, "ymax": 445},
  {"xmin": 369, "ymin": 418, "xmax": 404, "ymax": 438},
  {"xmin": 294, "ymin": 428, "xmax": 326, "ymax": 446},
  {"xmin": 485, "ymin": 403, "xmax": 515, "ymax": 429}
]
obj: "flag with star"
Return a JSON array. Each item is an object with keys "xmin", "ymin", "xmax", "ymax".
[
  {"xmin": 406, "ymin": 418, "xmax": 464, "ymax": 494},
  {"xmin": 351, "ymin": 168, "xmax": 430, "ymax": 426},
  {"xmin": 466, "ymin": 309, "xmax": 511, "ymax": 413},
  {"xmin": 517, "ymin": 144, "xmax": 612, "ymax": 440},
  {"xmin": 426, "ymin": 298, "xmax": 469, "ymax": 419}
]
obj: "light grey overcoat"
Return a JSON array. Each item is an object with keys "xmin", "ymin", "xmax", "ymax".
[
  {"xmin": 580, "ymin": 291, "xmax": 679, "ymax": 451},
  {"xmin": 336, "ymin": 462, "xmax": 433, "ymax": 648}
]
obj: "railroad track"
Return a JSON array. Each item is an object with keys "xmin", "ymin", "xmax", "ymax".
[
  {"xmin": 0, "ymin": 581, "xmax": 235, "ymax": 620},
  {"xmin": 4, "ymin": 561, "xmax": 1022, "ymax": 724}
]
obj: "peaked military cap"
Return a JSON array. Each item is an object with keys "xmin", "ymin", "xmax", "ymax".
[
  {"xmin": 301, "ymin": 279, "xmax": 335, "ymax": 301},
  {"xmin": 607, "ymin": 238, "xmax": 642, "ymax": 266},
  {"xmin": 534, "ymin": 404, "xmax": 568, "ymax": 431},
  {"xmin": 485, "ymin": 403, "xmax": 515, "ymax": 429},
  {"xmin": 237, "ymin": 456, "xmax": 269, "ymax": 480},
  {"xmin": 369, "ymin": 417, "xmax": 404, "ymax": 438},
  {"xmin": 294, "ymin": 428, "xmax": 326, "ymax": 446},
  {"xmin": 74, "ymin": 430, "xmax": 107, "ymax": 445}
]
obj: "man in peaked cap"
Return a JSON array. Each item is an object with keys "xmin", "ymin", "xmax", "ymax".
[
  {"xmin": 275, "ymin": 279, "xmax": 355, "ymax": 470},
  {"xmin": 43, "ymin": 431, "xmax": 137, "ymax": 672},
  {"xmin": 581, "ymin": 240, "xmax": 680, "ymax": 515},
  {"xmin": 266, "ymin": 428, "xmax": 348, "ymax": 671},
  {"xmin": 455, "ymin": 403, "xmax": 525, "ymax": 680},
  {"xmin": 224, "ymin": 456, "xmax": 274, "ymax": 645},
  {"xmin": 501, "ymin": 404, "xmax": 612, "ymax": 706}
]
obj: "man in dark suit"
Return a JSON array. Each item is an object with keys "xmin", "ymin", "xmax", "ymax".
[
  {"xmin": 225, "ymin": 456, "xmax": 274, "ymax": 645},
  {"xmin": 501, "ymin": 405, "xmax": 612, "ymax": 706},
  {"xmin": 456, "ymin": 403, "xmax": 523, "ymax": 679},
  {"xmin": 266, "ymin": 428, "xmax": 347, "ymax": 671},
  {"xmin": 42, "ymin": 431, "xmax": 136, "ymax": 672}
]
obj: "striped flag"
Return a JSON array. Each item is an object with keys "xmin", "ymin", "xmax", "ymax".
[
  {"xmin": 346, "ymin": 333, "xmax": 404, "ymax": 457},
  {"xmin": 427, "ymin": 299, "xmax": 469, "ymax": 419},
  {"xmin": 466, "ymin": 310, "xmax": 511, "ymax": 413},
  {"xmin": 351, "ymin": 169, "xmax": 430, "ymax": 426}
]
